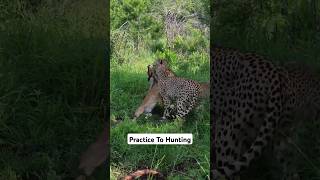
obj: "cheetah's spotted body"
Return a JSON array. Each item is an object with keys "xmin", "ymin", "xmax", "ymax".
[
  {"xmin": 211, "ymin": 46, "xmax": 320, "ymax": 179},
  {"xmin": 211, "ymin": 46, "xmax": 282, "ymax": 178},
  {"xmin": 151, "ymin": 59, "xmax": 201, "ymax": 119}
]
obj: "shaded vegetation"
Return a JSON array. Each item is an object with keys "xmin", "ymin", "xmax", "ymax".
[
  {"xmin": 212, "ymin": 0, "xmax": 320, "ymax": 179},
  {"xmin": 0, "ymin": 0, "xmax": 107, "ymax": 179}
]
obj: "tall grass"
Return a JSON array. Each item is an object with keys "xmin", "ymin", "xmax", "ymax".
[{"xmin": 0, "ymin": 0, "xmax": 107, "ymax": 179}]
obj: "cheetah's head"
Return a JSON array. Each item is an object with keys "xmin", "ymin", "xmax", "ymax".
[{"xmin": 148, "ymin": 59, "xmax": 174, "ymax": 81}]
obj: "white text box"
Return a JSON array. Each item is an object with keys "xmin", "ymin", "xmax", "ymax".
[{"xmin": 127, "ymin": 133, "xmax": 193, "ymax": 145}]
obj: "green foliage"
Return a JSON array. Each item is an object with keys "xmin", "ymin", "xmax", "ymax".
[
  {"xmin": 148, "ymin": 38, "xmax": 167, "ymax": 53},
  {"xmin": 111, "ymin": 0, "xmax": 209, "ymax": 65},
  {"xmin": 111, "ymin": 0, "xmax": 163, "ymax": 57},
  {"xmin": 111, "ymin": 0, "xmax": 152, "ymax": 28},
  {"xmin": 174, "ymin": 28, "xmax": 209, "ymax": 53},
  {"xmin": 213, "ymin": 0, "xmax": 320, "ymax": 47}
]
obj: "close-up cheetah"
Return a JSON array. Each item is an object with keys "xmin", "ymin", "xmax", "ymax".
[
  {"xmin": 211, "ymin": 46, "xmax": 320, "ymax": 179},
  {"xmin": 135, "ymin": 63, "xmax": 209, "ymax": 119},
  {"xmin": 150, "ymin": 59, "xmax": 208, "ymax": 120}
]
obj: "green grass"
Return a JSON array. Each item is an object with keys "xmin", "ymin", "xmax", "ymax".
[
  {"xmin": 110, "ymin": 51, "xmax": 210, "ymax": 179},
  {"xmin": 0, "ymin": 0, "xmax": 107, "ymax": 179}
]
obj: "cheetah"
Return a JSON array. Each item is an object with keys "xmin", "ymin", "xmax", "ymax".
[
  {"xmin": 281, "ymin": 62, "xmax": 320, "ymax": 119},
  {"xmin": 211, "ymin": 45, "xmax": 320, "ymax": 179},
  {"xmin": 136, "ymin": 63, "xmax": 209, "ymax": 119},
  {"xmin": 133, "ymin": 64, "xmax": 176, "ymax": 118},
  {"xmin": 150, "ymin": 59, "xmax": 205, "ymax": 119}
]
